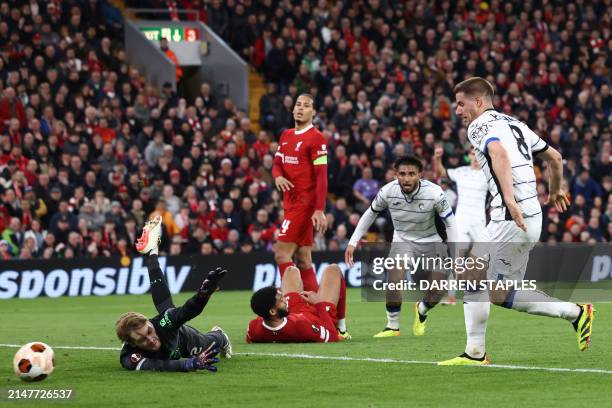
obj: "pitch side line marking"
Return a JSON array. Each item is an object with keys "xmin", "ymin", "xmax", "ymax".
[{"xmin": 1, "ymin": 344, "xmax": 610, "ymax": 375}]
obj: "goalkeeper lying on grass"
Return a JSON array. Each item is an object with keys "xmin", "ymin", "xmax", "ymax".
[{"xmin": 115, "ymin": 215, "xmax": 232, "ymax": 372}]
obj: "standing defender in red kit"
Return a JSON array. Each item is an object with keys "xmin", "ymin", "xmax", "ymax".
[
  {"xmin": 246, "ymin": 264, "xmax": 346, "ymax": 343},
  {"xmin": 271, "ymin": 94, "xmax": 348, "ymax": 338}
]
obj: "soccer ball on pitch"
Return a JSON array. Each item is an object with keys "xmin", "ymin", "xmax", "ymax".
[{"xmin": 13, "ymin": 342, "xmax": 55, "ymax": 381}]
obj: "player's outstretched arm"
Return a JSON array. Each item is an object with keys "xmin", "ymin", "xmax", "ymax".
[
  {"xmin": 487, "ymin": 141, "xmax": 526, "ymax": 231},
  {"xmin": 165, "ymin": 268, "xmax": 227, "ymax": 327},
  {"xmin": 433, "ymin": 146, "xmax": 448, "ymax": 178},
  {"xmin": 121, "ymin": 345, "xmax": 220, "ymax": 372},
  {"xmin": 538, "ymin": 147, "xmax": 570, "ymax": 213},
  {"xmin": 345, "ymin": 207, "xmax": 378, "ymax": 266}
]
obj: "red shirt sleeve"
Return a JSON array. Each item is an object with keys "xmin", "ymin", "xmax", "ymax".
[{"xmin": 311, "ymin": 132, "xmax": 328, "ymax": 211}]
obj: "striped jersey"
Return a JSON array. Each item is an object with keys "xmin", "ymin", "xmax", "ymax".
[
  {"xmin": 447, "ymin": 166, "xmax": 488, "ymax": 225},
  {"xmin": 467, "ymin": 110, "xmax": 548, "ymax": 221},
  {"xmin": 369, "ymin": 179, "xmax": 453, "ymax": 243}
]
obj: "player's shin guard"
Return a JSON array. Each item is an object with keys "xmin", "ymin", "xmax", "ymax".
[
  {"xmin": 336, "ymin": 273, "xmax": 347, "ymax": 332},
  {"xmin": 463, "ymin": 293, "xmax": 490, "ymax": 359},
  {"xmin": 279, "ymin": 262, "xmax": 296, "ymax": 280},
  {"xmin": 502, "ymin": 289, "xmax": 580, "ymax": 321},
  {"xmin": 300, "ymin": 266, "xmax": 319, "ymax": 292}
]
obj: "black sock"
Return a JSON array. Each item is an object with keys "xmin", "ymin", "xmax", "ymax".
[{"xmin": 145, "ymin": 255, "xmax": 173, "ymax": 311}]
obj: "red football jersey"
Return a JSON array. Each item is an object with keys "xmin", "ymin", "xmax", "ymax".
[
  {"xmin": 246, "ymin": 314, "xmax": 334, "ymax": 343},
  {"xmin": 246, "ymin": 292, "xmax": 338, "ymax": 343},
  {"xmin": 273, "ymin": 124, "xmax": 327, "ymax": 210}
]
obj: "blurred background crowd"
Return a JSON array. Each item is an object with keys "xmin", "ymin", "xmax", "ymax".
[{"xmin": 0, "ymin": 0, "xmax": 609, "ymax": 260}]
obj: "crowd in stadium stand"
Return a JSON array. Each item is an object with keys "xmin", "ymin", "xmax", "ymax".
[{"xmin": 0, "ymin": 0, "xmax": 609, "ymax": 260}]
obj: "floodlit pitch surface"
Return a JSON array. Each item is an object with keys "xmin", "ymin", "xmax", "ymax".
[{"xmin": 0, "ymin": 290, "xmax": 609, "ymax": 407}]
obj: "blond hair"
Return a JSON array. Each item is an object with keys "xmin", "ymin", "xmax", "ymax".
[
  {"xmin": 453, "ymin": 77, "xmax": 495, "ymax": 98},
  {"xmin": 116, "ymin": 312, "xmax": 148, "ymax": 343}
]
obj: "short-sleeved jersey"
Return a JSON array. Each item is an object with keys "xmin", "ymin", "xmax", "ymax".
[
  {"xmin": 246, "ymin": 293, "xmax": 337, "ymax": 343},
  {"xmin": 467, "ymin": 110, "xmax": 548, "ymax": 221},
  {"xmin": 275, "ymin": 124, "xmax": 327, "ymax": 210},
  {"xmin": 369, "ymin": 179, "xmax": 453, "ymax": 243},
  {"xmin": 447, "ymin": 166, "xmax": 488, "ymax": 225}
]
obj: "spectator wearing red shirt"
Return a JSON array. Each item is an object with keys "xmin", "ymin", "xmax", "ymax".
[{"xmin": 0, "ymin": 87, "xmax": 26, "ymax": 131}]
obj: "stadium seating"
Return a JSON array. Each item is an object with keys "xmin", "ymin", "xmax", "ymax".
[{"xmin": 0, "ymin": 0, "xmax": 608, "ymax": 259}]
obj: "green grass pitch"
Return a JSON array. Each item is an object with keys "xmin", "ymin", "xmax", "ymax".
[{"xmin": 1, "ymin": 289, "xmax": 609, "ymax": 408}]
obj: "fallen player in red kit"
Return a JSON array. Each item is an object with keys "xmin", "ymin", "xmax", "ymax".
[{"xmin": 247, "ymin": 264, "xmax": 348, "ymax": 343}]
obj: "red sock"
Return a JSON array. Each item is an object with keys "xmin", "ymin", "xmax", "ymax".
[
  {"xmin": 337, "ymin": 272, "xmax": 346, "ymax": 320},
  {"xmin": 300, "ymin": 266, "xmax": 319, "ymax": 292},
  {"xmin": 278, "ymin": 262, "xmax": 295, "ymax": 280}
]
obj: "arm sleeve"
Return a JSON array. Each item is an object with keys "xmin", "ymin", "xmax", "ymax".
[
  {"xmin": 314, "ymin": 164, "xmax": 327, "ymax": 210},
  {"xmin": 311, "ymin": 134, "xmax": 328, "ymax": 211},
  {"xmin": 446, "ymin": 167, "xmax": 458, "ymax": 182},
  {"xmin": 160, "ymin": 292, "xmax": 210, "ymax": 328},
  {"xmin": 120, "ymin": 353, "xmax": 188, "ymax": 372},
  {"xmin": 434, "ymin": 190, "xmax": 456, "ymax": 243},
  {"xmin": 529, "ymin": 129, "xmax": 549, "ymax": 155},
  {"xmin": 315, "ymin": 303, "xmax": 340, "ymax": 342},
  {"xmin": 434, "ymin": 191, "xmax": 453, "ymax": 220},
  {"xmin": 348, "ymin": 206, "xmax": 378, "ymax": 247}
]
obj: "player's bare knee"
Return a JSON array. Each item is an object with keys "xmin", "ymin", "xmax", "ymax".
[
  {"xmin": 284, "ymin": 265, "xmax": 300, "ymax": 279},
  {"xmin": 321, "ymin": 263, "xmax": 341, "ymax": 280},
  {"xmin": 327, "ymin": 263, "xmax": 341, "ymax": 274},
  {"xmin": 281, "ymin": 266, "xmax": 303, "ymax": 293}
]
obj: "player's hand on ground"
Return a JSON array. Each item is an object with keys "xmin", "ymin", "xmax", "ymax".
[
  {"xmin": 184, "ymin": 343, "xmax": 219, "ymax": 372},
  {"xmin": 311, "ymin": 210, "xmax": 327, "ymax": 234},
  {"xmin": 506, "ymin": 201, "xmax": 526, "ymax": 232},
  {"xmin": 275, "ymin": 176, "xmax": 294, "ymax": 192},
  {"xmin": 198, "ymin": 267, "xmax": 227, "ymax": 297},
  {"xmin": 345, "ymin": 245, "xmax": 355, "ymax": 267},
  {"xmin": 547, "ymin": 191, "xmax": 570, "ymax": 213},
  {"xmin": 299, "ymin": 290, "xmax": 320, "ymax": 304}
]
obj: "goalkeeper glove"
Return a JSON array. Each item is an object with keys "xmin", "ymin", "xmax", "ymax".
[
  {"xmin": 198, "ymin": 267, "xmax": 227, "ymax": 298},
  {"xmin": 183, "ymin": 343, "xmax": 220, "ymax": 372}
]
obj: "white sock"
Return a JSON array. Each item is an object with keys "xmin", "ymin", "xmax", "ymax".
[
  {"xmin": 463, "ymin": 301, "xmax": 490, "ymax": 359},
  {"xmin": 149, "ymin": 248, "xmax": 159, "ymax": 256},
  {"xmin": 337, "ymin": 318, "xmax": 346, "ymax": 332},
  {"xmin": 509, "ymin": 290, "xmax": 580, "ymax": 321},
  {"xmin": 386, "ymin": 310, "xmax": 400, "ymax": 330}
]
